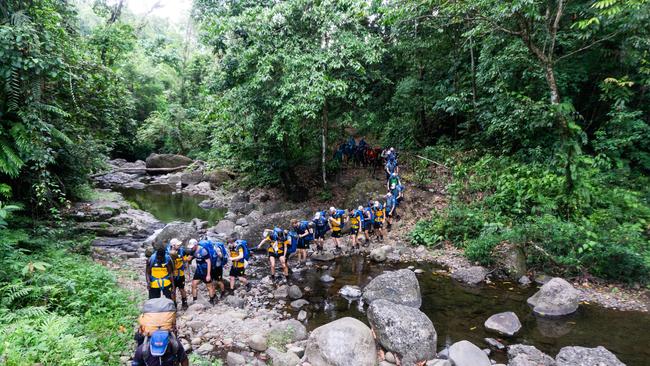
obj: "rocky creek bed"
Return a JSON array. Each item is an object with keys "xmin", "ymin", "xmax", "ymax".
[{"xmin": 77, "ymin": 156, "xmax": 650, "ymax": 366}]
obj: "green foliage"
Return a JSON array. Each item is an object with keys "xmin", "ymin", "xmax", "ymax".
[{"xmin": 0, "ymin": 227, "xmax": 140, "ymax": 365}]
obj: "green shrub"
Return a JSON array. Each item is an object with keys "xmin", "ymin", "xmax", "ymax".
[{"xmin": 465, "ymin": 233, "xmax": 502, "ymax": 266}]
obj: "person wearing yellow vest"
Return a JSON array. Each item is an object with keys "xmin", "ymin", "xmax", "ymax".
[
  {"xmin": 146, "ymin": 247, "xmax": 176, "ymax": 300},
  {"xmin": 167, "ymin": 238, "xmax": 189, "ymax": 309},
  {"xmin": 227, "ymin": 238, "xmax": 249, "ymax": 291},
  {"xmin": 328, "ymin": 207, "xmax": 346, "ymax": 252},
  {"xmin": 257, "ymin": 228, "xmax": 289, "ymax": 280},
  {"xmin": 373, "ymin": 201, "xmax": 386, "ymax": 241},
  {"xmin": 347, "ymin": 207, "xmax": 363, "ymax": 249}
]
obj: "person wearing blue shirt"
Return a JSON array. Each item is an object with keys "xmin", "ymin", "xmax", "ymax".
[{"xmin": 385, "ymin": 192, "xmax": 397, "ymax": 231}]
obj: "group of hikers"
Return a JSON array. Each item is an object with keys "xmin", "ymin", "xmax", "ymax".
[{"xmin": 133, "ymin": 147, "xmax": 403, "ymax": 365}]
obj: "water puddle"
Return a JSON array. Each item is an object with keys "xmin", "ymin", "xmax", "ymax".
[
  {"xmin": 117, "ymin": 185, "xmax": 226, "ymax": 225},
  {"xmin": 289, "ymin": 256, "xmax": 650, "ymax": 366}
]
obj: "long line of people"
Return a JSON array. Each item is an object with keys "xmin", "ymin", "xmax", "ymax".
[{"xmin": 135, "ymin": 148, "xmax": 404, "ymax": 365}]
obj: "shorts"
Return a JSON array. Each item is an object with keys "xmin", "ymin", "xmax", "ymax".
[
  {"xmin": 213, "ymin": 266, "xmax": 223, "ymax": 281},
  {"xmin": 173, "ymin": 276, "xmax": 185, "ymax": 288},
  {"xmin": 387, "ymin": 208, "xmax": 395, "ymax": 217},
  {"xmin": 297, "ymin": 238, "xmax": 311, "ymax": 249},
  {"xmin": 331, "ymin": 230, "xmax": 343, "ymax": 238},
  {"xmin": 374, "ymin": 222, "xmax": 383, "ymax": 229},
  {"xmin": 314, "ymin": 230, "xmax": 326, "ymax": 239},
  {"xmin": 362, "ymin": 222, "xmax": 372, "ymax": 231},
  {"xmin": 229, "ymin": 266, "xmax": 246, "ymax": 278},
  {"xmin": 193, "ymin": 270, "xmax": 210, "ymax": 283},
  {"xmin": 148, "ymin": 286, "xmax": 172, "ymax": 300},
  {"xmin": 268, "ymin": 252, "xmax": 285, "ymax": 259},
  {"xmin": 350, "ymin": 227, "xmax": 359, "ymax": 235}
]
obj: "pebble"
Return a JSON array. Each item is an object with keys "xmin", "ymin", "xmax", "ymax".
[{"xmin": 297, "ymin": 310, "xmax": 307, "ymax": 321}]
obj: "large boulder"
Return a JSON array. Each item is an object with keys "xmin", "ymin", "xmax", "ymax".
[
  {"xmin": 555, "ymin": 346, "xmax": 625, "ymax": 366},
  {"xmin": 494, "ymin": 242, "xmax": 527, "ymax": 279},
  {"xmin": 305, "ymin": 317, "xmax": 377, "ymax": 366},
  {"xmin": 484, "ymin": 311, "xmax": 522, "ymax": 337},
  {"xmin": 151, "ymin": 221, "xmax": 198, "ymax": 249},
  {"xmin": 180, "ymin": 170, "xmax": 205, "ymax": 187},
  {"xmin": 448, "ymin": 340, "xmax": 491, "ymax": 366},
  {"xmin": 367, "ymin": 299, "xmax": 437, "ymax": 366},
  {"xmin": 508, "ymin": 345, "xmax": 556, "ymax": 366},
  {"xmin": 204, "ymin": 169, "xmax": 232, "ymax": 186},
  {"xmin": 527, "ymin": 277, "xmax": 580, "ymax": 316},
  {"xmin": 451, "ymin": 266, "xmax": 488, "ymax": 285},
  {"xmin": 145, "ymin": 153, "xmax": 193, "ymax": 169},
  {"xmin": 362, "ymin": 269, "xmax": 421, "ymax": 308},
  {"xmin": 214, "ymin": 219, "xmax": 237, "ymax": 237}
]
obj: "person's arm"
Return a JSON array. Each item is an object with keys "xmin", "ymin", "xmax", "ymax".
[
  {"xmin": 177, "ymin": 343, "xmax": 189, "ymax": 366},
  {"xmin": 167, "ymin": 260, "xmax": 175, "ymax": 291},
  {"xmin": 232, "ymin": 248, "xmax": 244, "ymax": 262},
  {"xmin": 145, "ymin": 261, "xmax": 151, "ymax": 290},
  {"xmin": 257, "ymin": 238, "xmax": 269, "ymax": 250},
  {"xmin": 205, "ymin": 258, "xmax": 212, "ymax": 282}
]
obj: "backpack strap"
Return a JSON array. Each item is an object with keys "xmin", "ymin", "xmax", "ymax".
[{"xmin": 141, "ymin": 335, "xmax": 151, "ymax": 360}]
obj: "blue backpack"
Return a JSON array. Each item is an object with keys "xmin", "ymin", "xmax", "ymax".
[
  {"xmin": 363, "ymin": 207, "xmax": 374, "ymax": 222},
  {"xmin": 333, "ymin": 209, "xmax": 346, "ymax": 218},
  {"xmin": 235, "ymin": 239, "xmax": 251, "ymax": 260},
  {"xmin": 287, "ymin": 231, "xmax": 299, "ymax": 255},
  {"xmin": 212, "ymin": 241, "xmax": 228, "ymax": 267},
  {"xmin": 298, "ymin": 221, "xmax": 313, "ymax": 240},
  {"xmin": 198, "ymin": 240, "xmax": 219, "ymax": 269}
]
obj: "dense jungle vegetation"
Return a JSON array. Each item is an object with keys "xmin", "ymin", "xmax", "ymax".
[{"xmin": 0, "ymin": 0, "xmax": 649, "ymax": 363}]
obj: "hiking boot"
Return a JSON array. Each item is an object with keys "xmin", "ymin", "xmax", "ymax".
[
  {"xmin": 181, "ymin": 300, "xmax": 188, "ymax": 310},
  {"xmin": 245, "ymin": 283, "xmax": 252, "ymax": 291},
  {"xmin": 209, "ymin": 297, "xmax": 216, "ymax": 305}
]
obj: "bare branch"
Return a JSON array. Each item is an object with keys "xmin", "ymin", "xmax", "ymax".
[
  {"xmin": 548, "ymin": 0, "xmax": 565, "ymax": 62},
  {"xmin": 556, "ymin": 31, "xmax": 621, "ymax": 62}
]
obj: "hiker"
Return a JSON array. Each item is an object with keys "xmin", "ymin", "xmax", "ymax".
[
  {"xmin": 328, "ymin": 207, "xmax": 346, "ymax": 252},
  {"xmin": 146, "ymin": 247, "xmax": 175, "ymax": 300},
  {"xmin": 385, "ymin": 192, "xmax": 396, "ymax": 231},
  {"xmin": 187, "ymin": 239, "xmax": 217, "ymax": 305},
  {"xmin": 227, "ymin": 238, "xmax": 249, "ymax": 291},
  {"xmin": 372, "ymin": 201, "xmax": 386, "ymax": 241},
  {"xmin": 390, "ymin": 182, "xmax": 404, "ymax": 208},
  {"xmin": 387, "ymin": 172, "xmax": 402, "ymax": 192},
  {"xmin": 361, "ymin": 203, "xmax": 374, "ymax": 245},
  {"xmin": 166, "ymin": 239, "xmax": 189, "ymax": 309},
  {"xmin": 385, "ymin": 157, "xmax": 399, "ymax": 180},
  {"xmin": 312, "ymin": 211, "xmax": 329, "ymax": 253},
  {"xmin": 131, "ymin": 329, "xmax": 188, "ymax": 366},
  {"xmin": 348, "ymin": 207, "xmax": 363, "ymax": 249},
  {"xmin": 257, "ymin": 228, "xmax": 289, "ymax": 279},
  {"xmin": 292, "ymin": 219, "xmax": 313, "ymax": 265},
  {"xmin": 211, "ymin": 239, "xmax": 229, "ymax": 298}
]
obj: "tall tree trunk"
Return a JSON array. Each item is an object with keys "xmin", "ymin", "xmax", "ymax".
[{"xmin": 321, "ymin": 101, "xmax": 328, "ymax": 185}]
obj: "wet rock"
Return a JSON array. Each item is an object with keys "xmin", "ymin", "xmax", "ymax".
[
  {"xmin": 311, "ymin": 253, "xmax": 336, "ymax": 261},
  {"xmin": 535, "ymin": 274, "xmax": 553, "ymax": 285},
  {"xmin": 94, "ymin": 172, "xmax": 143, "ymax": 188},
  {"xmin": 215, "ymin": 219, "xmax": 236, "ymax": 236},
  {"xmin": 338, "ymin": 285, "xmax": 362, "ymax": 299},
  {"xmin": 508, "ymin": 344, "xmax": 555, "ymax": 366},
  {"xmin": 451, "ymin": 266, "xmax": 488, "ymax": 286},
  {"xmin": 555, "ymin": 346, "xmax": 624, "ymax": 366},
  {"xmin": 226, "ymin": 352, "xmax": 246, "ymax": 366},
  {"xmin": 180, "ymin": 170, "xmax": 204, "ymax": 187},
  {"xmin": 484, "ymin": 338, "xmax": 505, "ymax": 351},
  {"xmin": 484, "ymin": 311, "xmax": 522, "ymax": 337},
  {"xmin": 527, "ymin": 278, "xmax": 580, "ymax": 316},
  {"xmin": 519, "ymin": 275, "xmax": 532, "ymax": 286},
  {"xmin": 320, "ymin": 274, "xmax": 335, "ymax": 283},
  {"xmin": 266, "ymin": 347, "xmax": 301, "ymax": 366},
  {"xmin": 297, "ymin": 310, "xmax": 307, "ymax": 321},
  {"xmin": 370, "ymin": 247, "xmax": 388, "ymax": 262},
  {"xmin": 448, "ymin": 340, "xmax": 491, "ymax": 366},
  {"xmin": 305, "ymin": 317, "xmax": 377, "ymax": 366},
  {"xmin": 414, "ymin": 269, "xmax": 425, "ymax": 274},
  {"xmin": 367, "ymin": 299, "xmax": 437, "ymax": 365},
  {"xmin": 362, "ymin": 269, "xmax": 421, "ymax": 308},
  {"xmin": 288, "ymin": 285, "xmax": 303, "ymax": 300},
  {"xmin": 196, "ymin": 342, "xmax": 214, "ymax": 355},
  {"xmin": 494, "ymin": 242, "xmax": 526, "ymax": 279},
  {"xmin": 151, "ymin": 221, "xmax": 198, "ymax": 249},
  {"xmin": 290, "ymin": 299, "xmax": 309, "ymax": 310},
  {"xmin": 269, "ymin": 319, "xmax": 307, "ymax": 343},
  {"xmin": 145, "ymin": 153, "xmax": 193, "ymax": 170},
  {"xmin": 535, "ymin": 316, "xmax": 575, "ymax": 338},
  {"xmin": 248, "ymin": 334, "xmax": 268, "ymax": 352}
]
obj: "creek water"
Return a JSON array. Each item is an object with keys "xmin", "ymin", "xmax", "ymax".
[
  {"xmin": 290, "ymin": 255, "xmax": 650, "ymax": 366},
  {"xmin": 124, "ymin": 189, "xmax": 650, "ymax": 365},
  {"xmin": 117, "ymin": 185, "xmax": 226, "ymax": 225}
]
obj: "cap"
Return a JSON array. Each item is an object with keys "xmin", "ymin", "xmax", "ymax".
[
  {"xmin": 358, "ymin": 205, "xmax": 363, "ymax": 211},
  {"xmin": 187, "ymin": 239, "xmax": 198, "ymax": 249},
  {"xmin": 314, "ymin": 212, "xmax": 321, "ymax": 219},
  {"xmin": 329, "ymin": 207, "xmax": 335, "ymax": 212},
  {"xmin": 149, "ymin": 330, "xmax": 170, "ymax": 357},
  {"xmin": 374, "ymin": 201, "xmax": 380, "ymax": 207},
  {"xmin": 169, "ymin": 238, "xmax": 181, "ymax": 248}
]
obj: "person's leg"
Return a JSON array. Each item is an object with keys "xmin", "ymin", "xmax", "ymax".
[
  {"xmin": 280, "ymin": 256, "xmax": 288, "ymax": 276},
  {"xmin": 269, "ymin": 256, "xmax": 276, "ymax": 277},
  {"xmin": 148, "ymin": 287, "xmax": 160, "ymax": 299},
  {"xmin": 229, "ymin": 276, "xmax": 236, "ymax": 290},
  {"xmin": 162, "ymin": 286, "xmax": 173, "ymax": 300},
  {"xmin": 191, "ymin": 279, "xmax": 199, "ymax": 301}
]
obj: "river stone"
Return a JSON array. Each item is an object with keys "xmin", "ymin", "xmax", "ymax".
[
  {"xmin": 370, "ymin": 247, "xmax": 388, "ymax": 262},
  {"xmin": 527, "ymin": 277, "xmax": 580, "ymax": 316},
  {"xmin": 484, "ymin": 311, "xmax": 522, "ymax": 337},
  {"xmin": 268, "ymin": 319, "xmax": 307, "ymax": 343},
  {"xmin": 451, "ymin": 266, "xmax": 488, "ymax": 285},
  {"xmin": 362, "ymin": 269, "xmax": 421, "ymax": 308},
  {"xmin": 152, "ymin": 221, "xmax": 198, "ymax": 249},
  {"xmin": 145, "ymin": 153, "xmax": 193, "ymax": 169},
  {"xmin": 215, "ymin": 219, "xmax": 236, "ymax": 236},
  {"xmin": 180, "ymin": 170, "xmax": 204, "ymax": 187},
  {"xmin": 204, "ymin": 169, "xmax": 232, "ymax": 186},
  {"xmin": 288, "ymin": 285, "xmax": 303, "ymax": 299},
  {"xmin": 235, "ymin": 217, "xmax": 248, "ymax": 226},
  {"xmin": 196, "ymin": 342, "xmax": 214, "ymax": 355},
  {"xmin": 226, "ymin": 352, "xmax": 246, "ymax": 366},
  {"xmin": 448, "ymin": 340, "xmax": 491, "ymax": 366},
  {"xmin": 290, "ymin": 299, "xmax": 309, "ymax": 310},
  {"xmin": 266, "ymin": 347, "xmax": 301, "ymax": 366},
  {"xmin": 305, "ymin": 317, "xmax": 377, "ymax": 366},
  {"xmin": 225, "ymin": 295, "xmax": 245, "ymax": 308},
  {"xmin": 339, "ymin": 285, "xmax": 362, "ymax": 299},
  {"xmin": 426, "ymin": 360, "xmax": 451, "ymax": 366},
  {"xmin": 320, "ymin": 274, "xmax": 335, "ymax": 283},
  {"xmin": 508, "ymin": 344, "xmax": 555, "ymax": 366},
  {"xmin": 367, "ymin": 299, "xmax": 436, "ymax": 365},
  {"xmin": 555, "ymin": 346, "xmax": 624, "ymax": 366},
  {"xmin": 494, "ymin": 242, "xmax": 527, "ymax": 279},
  {"xmin": 484, "ymin": 338, "xmax": 505, "ymax": 351},
  {"xmin": 274, "ymin": 285, "xmax": 289, "ymax": 299},
  {"xmin": 297, "ymin": 310, "xmax": 307, "ymax": 321},
  {"xmin": 248, "ymin": 334, "xmax": 268, "ymax": 352}
]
